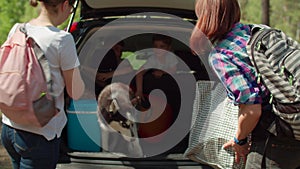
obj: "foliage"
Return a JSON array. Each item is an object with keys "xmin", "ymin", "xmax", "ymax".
[
  {"xmin": 239, "ymin": 0, "xmax": 300, "ymax": 40},
  {"xmin": 239, "ymin": 0, "xmax": 261, "ymax": 24},
  {"xmin": 0, "ymin": 0, "xmax": 80, "ymax": 44},
  {"xmin": 0, "ymin": 1, "xmax": 300, "ymax": 44},
  {"xmin": 270, "ymin": 0, "xmax": 300, "ymax": 40},
  {"xmin": 0, "ymin": 0, "xmax": 27, "ymax": 43}
]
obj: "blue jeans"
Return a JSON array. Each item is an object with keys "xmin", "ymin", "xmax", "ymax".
[
  {"xmin": 245, "ymin": 136, "xmax": 300, "ymax": 169},
  {"xmin": 1, "ymin": 124, "xmax": 61, "ymax": 169}
]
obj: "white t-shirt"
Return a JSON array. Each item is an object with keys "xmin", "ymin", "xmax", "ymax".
[
  {"xmin": 142, "ymin": 51, "xmax": 178, "ymax": 71},
  {"xmin": 2, "ymin": 23, "xmax": 80, "ymax": 140}
]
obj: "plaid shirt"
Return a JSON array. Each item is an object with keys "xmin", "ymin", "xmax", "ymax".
[{"xmin": 209, "ymin": 22, "xmax": 268, "ymax": 104}]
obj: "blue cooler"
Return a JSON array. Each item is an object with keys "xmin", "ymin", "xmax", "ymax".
[{"xmin": 67, "ymin": 99, "xmax": 101, "ymax": 152}]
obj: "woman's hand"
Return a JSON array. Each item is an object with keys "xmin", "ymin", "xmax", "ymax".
[{"xmin": 223, "ymin": 139, "xmax": 250, "ymax": 163}]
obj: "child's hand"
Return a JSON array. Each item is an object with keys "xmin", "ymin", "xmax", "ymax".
[
  {"xmin": 96, "ymin": 72, "xmax": 112, "ymax": 81},
  {"xmin": 135, "ymin": 91, "xmax": 144, "ymax": 103}
]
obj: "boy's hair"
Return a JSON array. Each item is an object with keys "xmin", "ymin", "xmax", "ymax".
[
  {"xmin": 116, "ymin": 40, "xmax": 125, "ymax": 47},
  {"xmin": 152, "ymin": 34, "xmax": 172, "ymax": 46}
]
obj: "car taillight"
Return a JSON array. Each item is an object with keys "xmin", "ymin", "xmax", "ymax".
[{"xmin": 70, "ymin": 22, "xmax": 78, "ymax": 33}]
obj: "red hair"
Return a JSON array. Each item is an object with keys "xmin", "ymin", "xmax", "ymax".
[{"xmin": 190, "ymin": 0, "xmax": 241, "ymax": 51}]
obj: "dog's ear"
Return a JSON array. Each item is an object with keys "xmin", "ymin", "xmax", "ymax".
[{"xmin": 109, "ymin": 99, "xmax": 120, "ymax": 113}]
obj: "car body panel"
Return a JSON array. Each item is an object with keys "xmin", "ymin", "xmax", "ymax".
[
  {"xmin": 80, "ymin": 0, "xmax": 197, "ymax": 20},
  {"xmin": 57, "ymin": 152, "xmax": 213, "ymax": 169},
  {"xmin": 84, "ymin": 0, "xmax": 195, "ymax": 11}
]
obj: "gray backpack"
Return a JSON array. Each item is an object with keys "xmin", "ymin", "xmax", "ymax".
[{"xmin": 247, "ymin": 24, "xmax": 300, "ymax": 141}]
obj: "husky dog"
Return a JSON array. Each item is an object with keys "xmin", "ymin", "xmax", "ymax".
[{"xmin": 97, "ymin": 82, "xmax": 143, "ymax": 157}]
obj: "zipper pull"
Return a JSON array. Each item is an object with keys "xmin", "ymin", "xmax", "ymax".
[
  {"xmin": 289, "ymin": 75, "xmax": 293, "ymax": 85},
  {"xmin": 257, "ymin": 73, "xmax": 261, "ymax": 84},
  {"xmin": 255, "ymin": 41, "xmax": 261, "ymax": 51},
  {"xmin": 269, "ymin": 94, "xmax": 273, "ymax": 104},
  {"xmin": 40, "ymin": 92, "xmax": 47, "ymax": 98},
  {"xmin": 280, "ymin": 66, "xmax": 285, "ymax": 75}
]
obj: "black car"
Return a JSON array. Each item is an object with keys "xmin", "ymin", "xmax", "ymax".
[{"xmin": 57, "ymin": 0, "xmax": 212, "ymax": 168}]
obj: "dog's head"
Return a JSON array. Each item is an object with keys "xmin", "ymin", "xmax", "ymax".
[{"xmin": 97, "ymin": 83, "xmax": 139, "ymax": 138}]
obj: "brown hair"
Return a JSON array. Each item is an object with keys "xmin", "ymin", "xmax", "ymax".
[
  {"xmin": 192, "ymin": 0, "xmax": 241, "ymax": 44},
  {"xmin": 152, "ymin": 34, "xmax": 172, "ymax": 46},
  {"xmin": 30, "ymin": 0, "xmax": 75, "ymax": 8}
]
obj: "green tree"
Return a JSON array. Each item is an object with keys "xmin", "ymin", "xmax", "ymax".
[
  {"xmin": 239, "ymin": 0, "xmax": 300, "ymax": 39},
  {"xmin": 0, "ymin": 0, "xmax": 29, "ymax": 43},
  {"xmin": 261, "ymin": 0, "xmax": 270, "ymax": 25},
  {"xmin": 1, "ymin": 1, "xmax": 300, "ymax": 42},
  {"xmin": 0, "ymin": 0, "xmax": 79, "ymax": 44},
  {"xmin": 239, "ymin": 0, "xmax": 261, "ymax": 24},
  {"xmin": 271, "ymin": 0, "xmax": 300, "ymax": 40}
]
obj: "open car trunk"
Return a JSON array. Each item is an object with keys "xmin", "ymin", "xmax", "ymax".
[{"xmin": 58, "ymin": 2, "xmax": 212, "ymax": 168}]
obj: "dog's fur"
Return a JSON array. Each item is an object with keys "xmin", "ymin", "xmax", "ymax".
[
  {"xmin": 97, "ymin": 82, "xmax": 143, "ymax": 157},
  {"xmin": 97, "ymin": 83, "xmax": 138, "ymax": 135}
]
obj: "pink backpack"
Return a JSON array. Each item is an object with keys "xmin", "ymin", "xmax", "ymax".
[{"xmin": 0, "ymin": 24, "xmax": 57, "ymax": 127}]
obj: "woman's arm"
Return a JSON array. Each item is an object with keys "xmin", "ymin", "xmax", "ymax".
[
  {"xmin": 210, "ymin": 51, "xmax": 263, "ymax": 162},
  {"xmin": 63, "ymin": 67, "xmax": 85, "ymax": 100},
  {"xmin": 223, "ymin": 103, "xmax": 261, "ymax": 163},
  {"xmin": 236, "ymin": 104, "xmax": 262, "ymax": 140}
]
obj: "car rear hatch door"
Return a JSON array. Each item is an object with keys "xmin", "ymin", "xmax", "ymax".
[{"xmin": 80, "ymin": 0, "xmax": 196, "ymax": 20}]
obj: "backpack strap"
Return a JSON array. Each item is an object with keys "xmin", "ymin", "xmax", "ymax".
[
  {"xmin": 261, "ymin": 133, "xmax": 271, "ymax": 169},
  {"xmin": 248, "ymin": 24, "xmax": 273, "ymax": 169},
  {"xmin": 20, "ymin": 24, "xmax": 55, "ymax": 101},
  {"xmin": 249, "ymin": 24, "xmax": 270, "ymax": 35},
  {"xmin": 19, "ymin": 24, "xmax": 28, "ymax": 37}
]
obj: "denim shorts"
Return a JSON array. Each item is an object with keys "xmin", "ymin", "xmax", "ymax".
[
  {"xmin": 1, "ymin": 124, "xmax": 61, "ymax": 169},
  {"xmin": 245, "ymin": 136, "xmax": 300, "ymax": 169}
]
